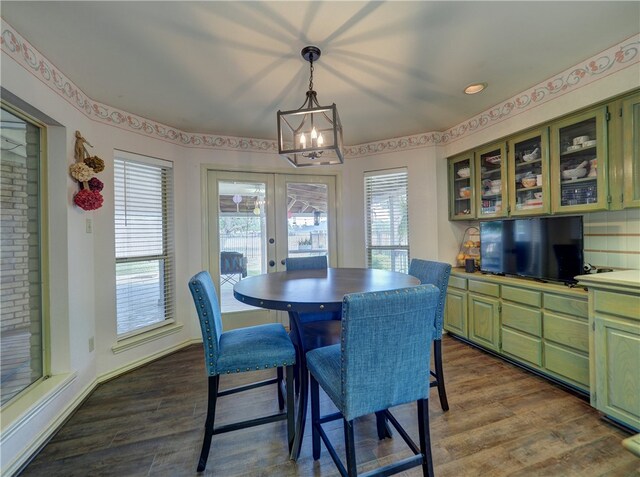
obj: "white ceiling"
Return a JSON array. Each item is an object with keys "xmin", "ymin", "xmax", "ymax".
[{"xmin": 1, "ymin": 1, "xmax": 639, "ymax": 145}]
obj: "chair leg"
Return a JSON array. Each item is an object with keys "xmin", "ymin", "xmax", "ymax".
[
  {"xmin": 344, "ymin": 419, "xmax": 357, "ymax": 476},
  {"xmin": 434, "ymin": 339, "xmax": 449, "ymax": 412},
  {"xmin": 310, "ymin": 375, "xmax": 321, "ymax": 460},
  {"xmin": 375, "ymin": 411, "xmax": 393, "ymax": 440},
  {"xmin": 197, "ymin": 375, "xmax": 219, "ymax": 472},
  {"xmin": 286, "ymin": 365, "xmax": 295, "ymax": 454},
  {"xmin": 417, "ymin": 399, "xmax": 434, "ymax": 477},
  {"xmin": 277, "ymin": 366, "xmax": 285, "ymax": 411}
]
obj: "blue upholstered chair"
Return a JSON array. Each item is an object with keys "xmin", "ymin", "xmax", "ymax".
[
  {"xmin": 285, "ymin": 255, "xmax": 339, "ymax": 324},
  {"xmin": 409, "ymin": 259, "xmax": 452, "ymax": 412},
  {"xmin": 307, "ymin": 285, "xmax": 439, "ymax": 477},
  {"xmin": 220, "ymin": 251, "xmax": 247, "ymax": 285},
  {"xmin": 188, "ymin": 271, "xmax": 296, "ymax": 472},
  {"xmin": 285, "ymin": 255, "xmax": 328, "ymax": 271}
]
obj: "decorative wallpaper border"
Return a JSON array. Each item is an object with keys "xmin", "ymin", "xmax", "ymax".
[
  {"xmin": 439, "ymin": 34, "xmax": 640, "ymax": 146},
  {"xmin": 1, "ymin": 18, "xmax": 638, "ymax": 158}
]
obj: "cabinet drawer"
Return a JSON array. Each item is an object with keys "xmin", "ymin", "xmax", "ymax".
[
  {"xmin": 468, "ymin": 280, "xmax": 500, "ymax": 297},
  {"xmin": 545, "ymin": 342, "xmax": 589, "ymax": 388},
  {"xmin": 448, "ymin": 275, "xmax": 467, "ymax": 290},
  {"xmin": 594, "ymin": 291, "xmax": 640, "ymax": 321},
  {"xmin": 502, "ymin": 286, "xmax": 541, "ymax": 308},
  {"xmin": 544, "ymin": 293, "xmax": 588, "ymax": 319},
  {"xmin": 502, "ymin": 328, "xmax": 542, "ymax": 367},
  {"xmin": 502, "ymin": 303, "xmax": 542, "ymax": 337},
  {"xmin": 544, "ymin": 312, "xmax": 589, "ymax": 353}
]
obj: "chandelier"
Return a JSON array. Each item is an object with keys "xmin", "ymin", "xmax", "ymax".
[{"xmin": 277, "ymin": 46, "xmax": 344, "ymax": 167}]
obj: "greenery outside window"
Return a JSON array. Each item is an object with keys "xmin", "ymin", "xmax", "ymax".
[
  {"xmin": 364, "ymin": 169, "xmax": 409, "ymax": 273},
  {"xmin": 114, "ymin": 152, "xmax": 174, "ymax": 337}
]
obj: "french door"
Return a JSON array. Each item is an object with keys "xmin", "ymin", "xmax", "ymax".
[{"xmin": 206, "ymin": 171, "xmax": 337, "ymax": 328}]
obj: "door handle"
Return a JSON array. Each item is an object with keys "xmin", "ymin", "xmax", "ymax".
[
  {"xmin": 269, "ymin": 238, "xmax": 275, "ymax": 244},
  {"xmin": 281, "ymin": 259, "xmax": 286, "ymax": 265},
  {"xmin": 269, "ymin": 260, "xmax": 276, "ymax": 267}
]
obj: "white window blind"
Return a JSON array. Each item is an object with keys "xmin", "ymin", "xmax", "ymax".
[
  {"xmin": 114, "ymin": 154, "xmax": 174, "ymax": 337},
  {"xmin": 364, "ymin": 169, "xmax": 409, "ymax": 273}
]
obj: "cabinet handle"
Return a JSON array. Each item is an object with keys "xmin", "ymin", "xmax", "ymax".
[{"xmin": 269, "ymin": 260, "xmax": 275, "ymax": 267}]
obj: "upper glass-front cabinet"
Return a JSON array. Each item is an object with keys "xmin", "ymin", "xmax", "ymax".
[
  {"xmin": 476, "ymin": 142, "xmax": 507, "ymax": 218},
  {"xmin": 622, "ymin": 93, "xmax": 640, "ymax": 208},
  {"xmin": 550, "ymin": 107, "xmax": 608, "ymax": 212},
  {"xmin": 508, "ymin": 128, "xmax": 549, "ymax": 216},
  {"xmin": 449, "ymin": 152, "xmax": 475, "ymax": 220}
]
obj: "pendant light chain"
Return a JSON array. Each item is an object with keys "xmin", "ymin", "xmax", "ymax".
[{"xmin": 308, "ymin": 59, "xmax": 314, "ymax": 92}]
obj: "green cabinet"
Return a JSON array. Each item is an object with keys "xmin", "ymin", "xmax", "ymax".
[
  {"xmin": 475, "ymin": 142, "xmax": 508, "ymax": 219},
  {"xmin": 622, "ymin": 92, "xmax": 640, "ymax": 208},
  {"xmin": 446, "ymin": 89, "xmax": 640, "ymax": 220},
  {"xmin": 577, "ymin": 272, "xmax": 640, "ymax": 431},
  {"xmin": 542, "ymin": 297, "xmax": 590, "ymax": 391},
  {"xmin": 507, "ymin": 128, "xmax": 550, "ymax": 216},
  {"xmin": 445, "ymin": 270, "xmax": 590, "ymax": 392},
  {"xmin": 468, "ymin": 291, "xmax": 500, "ymax": 352},
  {"xmin": 445, "ymin": 287, "xmax": 467, "ymax": 336},
  {"xmin": 550, "ymin": 106, "xmax": 609, "ymax": 213},
  {"xmin": 448, "ymin": 152, "xmax": 476, "ymax": 220},
  {"xmin": 594, "ymin": 316, "xmax": 640, "ymax": 430}
]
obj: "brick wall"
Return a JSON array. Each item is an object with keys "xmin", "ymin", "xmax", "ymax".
[{"xmin": 1, "ymin": 124, "xmax": 40, "ymax": 334}]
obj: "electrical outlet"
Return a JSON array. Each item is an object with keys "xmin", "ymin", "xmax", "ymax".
[
  {"xmin": 85, "ymin": 218, "xmax": 93, "ymax": 234},
  {"xmin": 88, "ymin": 336, "xmax": 95, "ymax": 352}
]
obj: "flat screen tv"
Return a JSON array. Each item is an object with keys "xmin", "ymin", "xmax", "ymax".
[{"xmin": 480, "ymin": 216, "xmax": 583, "ymax": 284}]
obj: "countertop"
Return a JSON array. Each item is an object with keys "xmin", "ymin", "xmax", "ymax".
[{"xmin": 575, "ymin": 270, "xmax": 640, "ymax": 292}]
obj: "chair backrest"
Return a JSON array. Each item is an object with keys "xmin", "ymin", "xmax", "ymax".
[
  {"xmin": 285, "ymin": 255, "xmax": 328, "ymax": 271},
  {"xmin": 188, "ymin": 271, "xmax": 224, "ymax": 376},
  {"xmin": 408, "ymin": 259, "xmax": 452, "ymax": 339},
  {"xmin": 340, "ymin": 284, "xmax": 439, "ymax": 421},
  {"xmin": 220, "ymin": 251, "xmax": 245, "ymax": 275}
]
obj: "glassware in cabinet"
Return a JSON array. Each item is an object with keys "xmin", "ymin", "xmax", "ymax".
[
  {"xmin": 476, "ymin": 143, "xmax": 507, "ymax": 218},
  {"xmin": 449, "ymin": 153, "xmax": 475, "ymax": 220},
  {"xmin": 551, "ymin": 107, "xmax": 608, "ymax": 212},
  {"xmin": 508, "ymin": 129, "xmax": 549, "ymax": 215}
]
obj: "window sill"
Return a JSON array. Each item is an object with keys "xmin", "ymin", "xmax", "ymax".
[
  {"xmin": 112, "ymin": 321, "xmax": 184, "ymax": 354},
  {"xmin": 1, "ymin": 372, "xmax": 77, "ymax": 441}
]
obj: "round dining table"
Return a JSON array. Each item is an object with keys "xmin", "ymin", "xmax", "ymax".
[{"xmin": 233, "ymin": 267, "xmax": 420, "ymax": 460}]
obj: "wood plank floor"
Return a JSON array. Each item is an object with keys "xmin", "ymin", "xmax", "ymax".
[{"xmin": 21, "ymin": 335, "xmax": 639, "ymax": 476}]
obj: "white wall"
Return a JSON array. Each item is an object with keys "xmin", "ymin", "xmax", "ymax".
[{"xmin": 342, "ymin": 147, "xmax": 440, "ymax": 267}]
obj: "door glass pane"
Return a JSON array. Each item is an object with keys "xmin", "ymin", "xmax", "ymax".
[
  {"xmin": 218, "ymin": 181, "xmax": 267, "ymax": 313},
  {"xmin": 286, "ymin": 182, "xmax": 328, "ymax": 261},
  {"xmin": 0, "ymin": 107, "xmax": 43, "ymax": 405}
]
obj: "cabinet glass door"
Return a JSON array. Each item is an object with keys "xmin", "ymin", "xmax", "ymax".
[
  {"xmin": 476, "ymin": 143, "xmax": 507, "ymax": 218},
  {"xmin": 622, "ymin": 94, "xmax": 640, "ymax": 208},
  {"xmin": 551, "ymin": 107, "xmax": 607, "ymax": 212},
  {"xmin": 449, "ymin": 153, "xmax": 475, "ymax": 220},
  {"xmin": 508, "ymin": 129, "xmax": 549, "ymax": 215}
]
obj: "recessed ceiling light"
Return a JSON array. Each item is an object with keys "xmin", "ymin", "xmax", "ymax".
[{"xmin": 464, "ymin": 82, "xmax": 487, "ymax": 95}]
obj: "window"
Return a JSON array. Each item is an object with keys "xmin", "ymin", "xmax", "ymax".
[
  {"xmin": 365, "ymin": 169, "xmax": 409, "ymax": 272},
  {"xmin": 0, "ymin": 105, "xmax": 45, "ymax": 406},
  {"xmin": 114, "ymin": 153, "xmax": 174, "ymax": 337}
]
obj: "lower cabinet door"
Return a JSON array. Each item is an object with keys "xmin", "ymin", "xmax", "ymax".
[
  {"xmin": 502, "ymin": 328, "xmax": 542, "ymax": 367},
  {"xmin": 544, "ymin": 342, "xmax": 589, "ymax": 390},
  {"xmin": 595, "ymin": 315, "xmax": 640, "ymax": 430},
  {"xmin": 468, "ymin": 294, "xmax": 500, "ymax": 352},
  {"xmin": 445, "ymin": 289, "xmax": 467, "ymax": 336}
]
